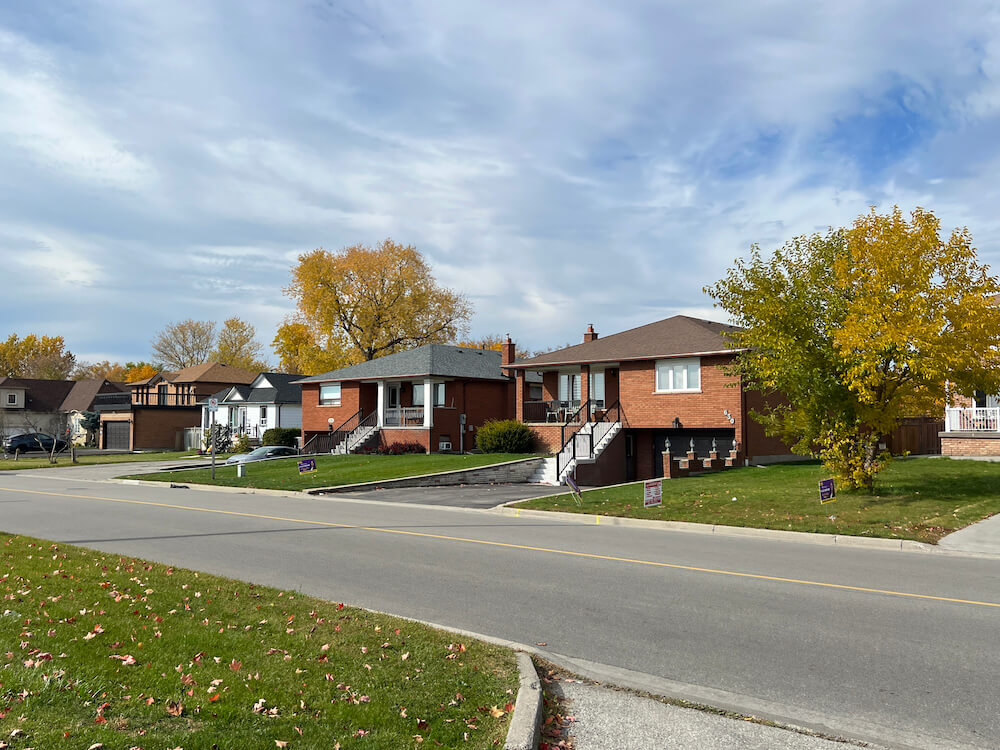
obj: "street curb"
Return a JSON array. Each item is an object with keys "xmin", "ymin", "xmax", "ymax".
[
  {"xmin": 505, "ymin": 652, "xmax": 543, "ymax": 750},
  {"xmin": 494, "ymin": 504, "xmax": 953, "ymax": 555}
]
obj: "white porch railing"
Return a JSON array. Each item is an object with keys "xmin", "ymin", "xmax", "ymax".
[
  {"xmin": 383, "ymin": 407, "xmax": 425, "ymax": 427},
  {"xmin": 945, "ymin": 407, "xmax": 1000, "ymax": 432}
]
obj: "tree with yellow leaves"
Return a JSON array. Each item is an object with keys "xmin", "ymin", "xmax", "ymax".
[
  {"xmin": 0, "ymin": 334, "xmax": 76, "ymax": 379},
  {"xmin": 707, "ymin": 206, "xmax": 1000, "ymax": 490},
  {"xmin": 274, "ymin": 239, "xmax": 471, "ymax": 374}
]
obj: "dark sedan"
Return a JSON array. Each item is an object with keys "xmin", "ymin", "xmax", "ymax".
[{"xmin": 2, "ymin": 433, "xmax": 68, "ymax": 454}]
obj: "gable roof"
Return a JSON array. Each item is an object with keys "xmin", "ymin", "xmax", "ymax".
[
  {"xmin": 295, "ymin": 345, "xmax": 508, "ymax": 384},
  {"xmin": 509, "ymin": 315, "xmax": 742, "ymax": 368},
  {"xmin": 0, "ymin": 377, "xmax": 76, "ymax": 413},
  {"xmin": 59, "ymin": 379, "xmax": 128, "ymax": 413},
  {"xmin": 203, "ymin": 373, "xmax": 304, "ymax": 405}
]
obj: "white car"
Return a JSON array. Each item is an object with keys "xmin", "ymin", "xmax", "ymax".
[{"xmin": 225, "ymin": 445, "xmax": 298, "ymax": 465}]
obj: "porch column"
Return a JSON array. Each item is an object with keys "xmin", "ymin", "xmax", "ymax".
[
  {"xmin": 423, "ymin": 379, "xmax": 433, "ymax": 428},
  {"xmin": 376, "ymin": 381, "xmax": 385, "ymax": 427}
]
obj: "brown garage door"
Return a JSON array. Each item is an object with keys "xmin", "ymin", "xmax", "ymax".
[{"xmin": 104, "ymin": 421, "xmax": 130, "ymax": 450}]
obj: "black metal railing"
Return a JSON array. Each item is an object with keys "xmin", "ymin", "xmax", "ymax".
[
  {"xmin": 131, "ymin": 392, "xmax": 200, "ymax": 406},
  {"xmin": 554, "ymin": 400, "xmax": 627, "ymax": 481},
  {"xmin": 303, "ymin": 410, "xmax": 377, "ymax": 455}
]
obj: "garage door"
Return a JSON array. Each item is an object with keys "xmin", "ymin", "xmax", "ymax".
[{"xmin": 104, "ymin": 421, "xmax": 130, "ymax": 450}]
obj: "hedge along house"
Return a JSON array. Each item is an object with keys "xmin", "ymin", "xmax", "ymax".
[
  {"xmin": 295, "ymin": 344, "xmax": 515, "ymax": 455},
  {"xmin": 505, "ymin": 316, "xmax": 792, "ymax": 486},
  {"xmin": 200, "ymin": 372, "xmax": 304, "ymax": 446}
]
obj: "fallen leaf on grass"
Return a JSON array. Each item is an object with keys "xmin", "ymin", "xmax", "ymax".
[{"xmin": 165, "ymin": 701, "xmax": 183, "ymax": 717}]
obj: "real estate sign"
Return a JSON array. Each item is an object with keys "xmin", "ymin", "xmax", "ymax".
[
  {"xmin": 819, "ymin": 478, "xmax": 836, "ymax": 504},
  {"xmin": 297, "ymin": 458, "xmax": 317, "ymax": 475},
  {"xmin": 643, "ymin": 478, "xmax": 662, "ymax": 508}
]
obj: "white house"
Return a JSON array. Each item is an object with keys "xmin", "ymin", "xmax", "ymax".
[{"xmin": 201, "ymin": 372, "xmax": 303, "ymax": 443}]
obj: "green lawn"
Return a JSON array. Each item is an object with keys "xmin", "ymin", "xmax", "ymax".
[
  {"xmin": 0, "ymin": 450, "xmax": 203, "ymax": 472},
  {"xmin": 515, "ymin": 457, "xmax": 1000, "ymax": 544},
  {"xmin": 133, "ymin": 453, "xmax": 538, "ymax": 491},
  {"xmin": 0, "ymin": 533, "xmax": 517, "ymax": 749}
]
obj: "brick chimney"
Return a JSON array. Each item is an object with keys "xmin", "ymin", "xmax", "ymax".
[
  {"xmin": 583, "ymin": 324, "xmax": 598, "ymax": 343},
  {"xmin": 501, "ymin": 334, "xmax": 516, "ymax": 366}
]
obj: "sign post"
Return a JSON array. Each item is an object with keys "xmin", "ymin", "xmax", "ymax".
[
  {"xmin": 208, "ymin": 398, "xmax": 219, "ymax": 480},
  {"xmin": 643, "ymin": 478, "xmax": 662, "ymax": 508},
  {"xmin": 819, "ymin": 478, "xmax": 836, "ymax": 504}
]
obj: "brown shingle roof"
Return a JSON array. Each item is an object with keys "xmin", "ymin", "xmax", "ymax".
[
  {"xmin": 509, "ymin": 315, "xmax": 741, "ymax": 368},
  {"xmin": 167, "ymin": 362, "xmax": 257, "ymax": 384},
  {"xmin": 59, "ymin": 379, "xmax": 128, "ymax": 412},
  {"xmin": 0, "ymin": 377, "xmax": 76, "ymax": 413},
  {"xmin": 129, "ymin": 363, "xmax": 259, "ymax": 387}
]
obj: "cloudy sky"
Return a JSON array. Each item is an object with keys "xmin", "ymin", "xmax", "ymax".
[{"xmin": 2, "ymin": 1, "xmax": 1000, "ymax": 364}]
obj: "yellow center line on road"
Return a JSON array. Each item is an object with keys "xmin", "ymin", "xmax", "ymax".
[{"xmin": 3, "ymin": 484, "xmax": 999, "ymax": 609}]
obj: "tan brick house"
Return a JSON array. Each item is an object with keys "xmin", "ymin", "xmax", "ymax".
[
  {"xmin": 296, "ymin": 345, "xmax": 515, "ymax": 455},
  {"xmin": 506, "ymin": 316, "xmax": 792, "ymax": 485},
  {"xmin": 98, "ymin": 363, "xmax": 257, "ymax": 450}
]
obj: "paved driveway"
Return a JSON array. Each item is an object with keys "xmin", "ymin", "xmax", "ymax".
[{"xmin": 10, "ymin": 458, "xmax": 210, "ymax": 482}]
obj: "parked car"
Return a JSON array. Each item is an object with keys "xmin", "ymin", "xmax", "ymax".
[
  {"xmin": 3, "ymin": 433, "xmax": 68, "ymax": 454},
  {"xmin": 225, "ymin": 445, "xmax": 298, "ymax": 465}
]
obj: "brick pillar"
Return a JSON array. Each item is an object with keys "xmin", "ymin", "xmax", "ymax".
[
  {"xmin": 580, "ymin": 365, "xmax": 590, "ymax": 414},
  {"xmin": 515, "ymin": 371, "xmax": 525, "ymax": 422}
]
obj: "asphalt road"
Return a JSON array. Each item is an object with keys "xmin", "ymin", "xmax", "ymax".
[{"xmin": 1, "ymin": 472, "xmax": 997, "ymax": 749}]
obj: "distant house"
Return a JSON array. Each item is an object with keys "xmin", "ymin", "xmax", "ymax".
[
  {"xmin": 295, "ymin": 345, "xmax": 516, "ymax": 454},
  {"xmin": 506, "ymin": 316, "xmax": 793, "ymax": 485},
  {"xmin": 942, "ymin": 389, "xmax": 1000, "ymax": 457},
  {"xmin": 0, "ymin": 377, "xmax": 127, "ymax": 445},
  {"xmin": 200, "ymin": 372, "xmax": 304, "ymax": 444},
  {"xmin": 97, "ymin": 363, "xmax": 257, "ymax": 451}
]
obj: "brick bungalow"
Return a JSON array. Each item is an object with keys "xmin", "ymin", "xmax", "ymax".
[
  {"xmin": 295, "ymin": 345, "xmax": 515, "ymax": 454},
  {"xmin": 506, "ymin": 316, "xmax": 792, "ymax": 485},
  {"xmin": 0, "ymin": 377, "xmax": 128, "ymax": 445},
  {"xmin": 98, "ymin": 363, "xmax": 257, "ymax": 450}
]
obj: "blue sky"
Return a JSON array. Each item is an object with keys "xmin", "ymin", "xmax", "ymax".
[{"xmin": 2, "ymin": 0, "xmax": 1000, "ymax": 364}]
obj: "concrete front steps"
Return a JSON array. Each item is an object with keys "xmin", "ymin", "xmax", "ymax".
[
  {"xmin": 333, "ymin": 425, "xmax": 380, "ymax": 454},
  {"xmin": 534, "ymin": 420, "xmax": 622, "ymax": 486}
]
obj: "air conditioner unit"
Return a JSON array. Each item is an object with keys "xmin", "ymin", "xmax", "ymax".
[{"xmin": 438, "ymin": 439, "xmax": 452, "ymax": 451}]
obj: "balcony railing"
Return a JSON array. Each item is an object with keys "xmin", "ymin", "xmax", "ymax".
[
  {"xmin": 945, "ymin": 407, "xmax": 1000, "ymax": 432},
  {"xmin": 383, "ymin": 407, "xmax": 425, "ymax": 427},
  {"xmin": 131, "ymin": 393, "xmax": 199, "ymax": 406},
  {"xmin": 522, "ymin": 400, "xmax": 584, "ymax": 424}
]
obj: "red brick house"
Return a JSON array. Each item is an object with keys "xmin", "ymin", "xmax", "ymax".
[
  {"xmin": 296, "ymin": 344, "xmax": 515, "ymax": 454},
  {"xmin": 506, "ymin": 316, "xmax": 792, "ymax": 485},
  {"xmin": 98, "ymin": 363, "xmax": 257, "ymax": 450}
]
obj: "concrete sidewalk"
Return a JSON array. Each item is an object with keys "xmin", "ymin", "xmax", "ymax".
[{"xmin": 550, "ymin": 680, "xmax": 879, "ymax": 749}]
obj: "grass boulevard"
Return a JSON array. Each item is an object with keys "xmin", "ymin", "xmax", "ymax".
[
  {"xmin": 0, "ymin": 451, "xmax": 204, "ymax": 472},
  {"xmin": 134, "ymin": 453, "xmax": 537, "ymax": 492},
  {"xmin": 515, "ymin": 457, "xmax": 1000, "ymax": 544},
  {"xmin": 0, "ymin": 534, "xmax": 517, "ymax": 748}
]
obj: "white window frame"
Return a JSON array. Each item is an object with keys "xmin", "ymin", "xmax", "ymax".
[
  {"xmin": 558, "ymin": 373, "xmax": 581, "ymax": 405},
  {"xmin": 6, "ymin": 394, "xmax": 15, "ymax": 405},
  {"xmin": 319, "ymin": 383, "xmax": 342, "ymax": 406},
  {"xmin": 434, "ymin": 382, "xmax": 446, "ymax": 407},
  {"xmin": 655, "ymin": 357, "xmax": 701, "ymax": 393},
  {"xmin": 412, "ymin": 383, "xmax": 424, "ymax": 406}
]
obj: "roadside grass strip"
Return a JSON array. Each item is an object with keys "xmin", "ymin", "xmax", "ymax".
[
  {"xmin": 0, "ymin": 534, "xmax": 517, "ymax": 749},
  {"xmin": 132, "ymin": 453, "xmax": 538, "ymax": 492},
  {"xmin": 0, "ymin": 451, "xmax": 203, "ymax": 472},
  {"xmin": 515, "ymin": 457, "xmax": 1000, "ymax": 544}
]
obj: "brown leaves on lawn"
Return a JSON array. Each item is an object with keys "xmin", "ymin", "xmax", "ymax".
[{"xmin": 165, "ymin": 700, "xmax": 183, "ymax": 717}]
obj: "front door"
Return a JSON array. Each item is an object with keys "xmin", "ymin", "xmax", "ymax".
[
  {"xmin": 387, "ymin": 385, "xmax": 400, "ymax": 409},
  {"xmin": 625, "ymin": 432, "xmax": 636, "ymax": 482}
]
